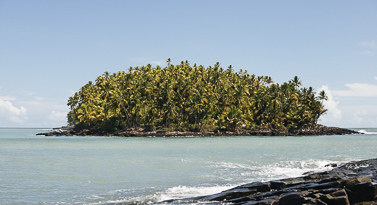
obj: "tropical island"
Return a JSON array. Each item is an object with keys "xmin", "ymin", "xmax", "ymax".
[{"xmin": 39, "ymin": 60, "xmax": 357, "ymax": 136}]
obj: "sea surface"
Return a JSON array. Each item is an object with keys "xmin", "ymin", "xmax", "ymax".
[{"xmin": 0, "ymin": 128, "xmax": 376, "ymax": 205}]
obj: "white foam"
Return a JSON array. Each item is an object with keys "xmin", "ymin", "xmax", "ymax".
[
  {"xmin": 358, "ymin": 129, "xmax": 377, "ymax": 134},
  {"xmin": 157, "ymin": 185, "xmax": 234, "ymax": 202},
  {"xmin": 36, "ymin": 128, "xmax": 53, "ymax": 131},
  {"xmin": 98, "ymin": 185, "xmax": 234, "ymax": 204},
  {"xmin": 153, "ymin": 159, "xmax": 345, "ymax": 203},
  {"xmin": 213, "ymin": 159, "xmax": 346, "ymax": 182},
  {"xmin": 258, "ymin": 159, "xmax": 337, "ymax": 180}
]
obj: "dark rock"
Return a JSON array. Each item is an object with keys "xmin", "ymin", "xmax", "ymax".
[
  {"xmin": 37, "ymin": 124, "xmax": 359, "ymax": 137},
  {"xmin": 299, "ymin": 181, "xmax": 341, "ymax": 190},
  {"xmin": 329, "ymin": 189, "xmax": 348, "ymax": 197},
  {"xmin": 239, "ymin": 182, "xmax": 271, "ymax": 192},
  {"xmin": 304, "ymin": 198, "xmax": 328, "ymax": 205},
  {"xmin": 242, "ymin": 198, "xmax": 277, "ymax": 205},
  {"xmin": 316, "ymin": 188, "xmax": 344, "ymax": 195},
  {"xmin": 325, "ymin": 163, "xmax": 339, "ymax": 168},
  {"xmin": 161, "ymin": 158, "xmax": 377, "ymax": 205},
  {"xmin": 345, "ymin": 181, "xmax": 376, "ymax": 204},
  {"xmin": 319, "ymin": 193, "xmax": 350, "ymax": 205},
  {"xmin": 278, "ymin": 192, "xmax": 307, "ymax": 205},
  {"xmin": 200, "ymin": 187, "xmax": 259, "ymax": 201},
  {"xmin": 270, "ymin": 180, "xmax": 286, "ymax": 189}
]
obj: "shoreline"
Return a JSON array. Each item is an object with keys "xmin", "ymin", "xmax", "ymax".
[
  {"xmin": 37, "ymin": 125, "xmax": 359, "ymax": 137},
  {"xmin": 162, "ymin": 158, "xmax": 377, "ymax": 204}
]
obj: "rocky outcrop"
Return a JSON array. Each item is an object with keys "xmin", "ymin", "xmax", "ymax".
[
  {"xmin": 37, "ymin": 125, "xmax": 358, "ymax": 137},
  {"xmin": 162, "ymin": 158, "xmax": 377, "ymax": 204}
]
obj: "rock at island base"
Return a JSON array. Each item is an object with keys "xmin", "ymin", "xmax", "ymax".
[
  {"xmin": 161, "ymin": 158, "xmax": 377, "ymax": 205},
  {"xmin": 37, "ymin": 124, "xmax": 359, "ymax": 137}
]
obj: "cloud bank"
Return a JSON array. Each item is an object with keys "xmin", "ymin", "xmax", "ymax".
[
  {"xmin": 359, "ymin": 40, "xmax": 376, "ymax": 56},
  {"xmin": 318, "ymin": 85, "xmax": 342, "ymax": 121},
  {"xmin": 333, "ymin": 83, "xmax": 377, "ymax": 97},
  {"xmin": 0, "ymin": 98, "xmax": 28, "ymax": 124},
  {"xmin": 359, "ymin": 40, "xmax": 376, "ymax": 48},
  {"xmin": 48, "ymin": 110, "xmax": 67, "ymax": 121},
  {"xmin": 318, "ymin": 79, "xmax": 377, "ymax": 127}
]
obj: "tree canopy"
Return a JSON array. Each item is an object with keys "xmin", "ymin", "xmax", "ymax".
[{"xmin": 67, "ymin": 61, "xmax": 327, "ymax": 133}]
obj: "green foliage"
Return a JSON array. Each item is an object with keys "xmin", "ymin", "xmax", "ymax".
[{"xmin": 67, "ymin": 61, "xmax": 327, "ymax": 132}]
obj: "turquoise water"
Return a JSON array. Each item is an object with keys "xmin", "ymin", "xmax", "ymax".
[{"xmin": 0, "ymin": 128, "xmax": 376, "ymax": 204}]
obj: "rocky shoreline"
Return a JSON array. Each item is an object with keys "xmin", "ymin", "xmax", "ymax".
[
  {"xmin": 37, "ymin": 125, "xmax": 358, "ymax": 137},
  {"xmin": 162, "ymin": 158, "xmax": 377, "ymax": 205}
]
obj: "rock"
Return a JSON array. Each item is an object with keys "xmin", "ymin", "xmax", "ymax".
[
  {"xmin": 319, "ymin": 193, "xmax": 350, "ymax": 205},
  {"xmin": 278, "ymin": 192, "xmax": 307, "ymax": 205},
  {"xmin": 270, "ymin": 180, "xmax": 286, "ymax": 189},
  {"xmin": 325, "ymin": 163, "xmax": 339, "ymax": 168},
  {"xmin": 239, "ymin": 182, "xmax": 271, "ymax": 192},
  {"xmin": 345, "ymin": 181, "xmax": 376, "ymax": 204},
  {"xmin": 200, "ymin": 187, "xmax": 259, "ymax": 201},
  {"xmin": 161, "ymin": 158, "xmax": 377, "ymax": 204},
  {"xmin": 36, "ymin": 124, "xmax": 359, "ymax": 137}
]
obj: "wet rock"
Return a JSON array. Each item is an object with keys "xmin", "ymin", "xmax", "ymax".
[
  {"xmin": 238, "ymin": 182, "xmax": 271, "ymax": 192},
  {"xmin": 325, "ymin": 163, "xmax": 339, "ymax": 168},
  {"xmin": 270, "ymin": 180, "xmax": 286, "ymax": 189},
  {"xmin": 278, "ymin": 192, "xmax": 307, "ymax": 205},
  {"xmin": 161, "ymin": 158, "xmax": 377, "ymax": 204},
  {"xmin": 318, "ymin": 192, "xmax": 350, "ymax": 205},
  {"xmin": 344, "ymin": 181, "xmax": 376, "ymax": 204},
  {"xmin": 199, "ymin": 187, "xmax": 259, "ymax": 201}
]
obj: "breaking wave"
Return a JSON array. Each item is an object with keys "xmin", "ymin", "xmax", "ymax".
[
  {"xmin": 86, "ymin": 159, "xmax": 348, "ymax": 204},
  {"xmin": 357, "ymin": 129, "xmax": 377, "ymax": 135}
]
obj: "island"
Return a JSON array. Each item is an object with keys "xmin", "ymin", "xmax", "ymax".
[{"xmin": 38, "ymin": 60, "xmax": 358, "ymax": 137}]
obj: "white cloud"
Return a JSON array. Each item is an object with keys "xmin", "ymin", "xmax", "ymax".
[
  {"xmin": 0, "ymin": 98, "xmax": 28, "ymax": 124},
  {"xmin": 318, "ymin": 85, "xmax": 342, "ymax": 121},
  {"xmin": 359, "ymin": 40, "xmax": 376, "ymax": 48},
  {"xmin": 151, "ymin": 61, "xmax": 164, "ymax": 66},
  {"xmin": 339, "ymin": 105, "xmax": 377, "ymax": 128},
  {"xmin": 320, "ymin": 80, "xmax": 377, "ymax": 127},
  {"xmin": 34, "ymin": 96, "xmax": 44, "ymax": 101},
  {"xmin": 359, "ymin": 40, "xmax": 376, "ymax": 56},
  {"xmin": 0, "ymin": 96, "xmax": 16, "ymax": 101},
  {"xmin": 361, "ymin": 50, "xmax": 376, "ymax": 56},
  {"xmin": 25, "ymin": 92, "xmax": 45, "ymax": 101},
  {"xmin": 333, "ymin": 83, "xmax": 377, "ymax": 97},
  {"xmin": 353, "ymin": 109, "xmax": 367, "ymax": 123},
  {"xmin": 48, "ymin": 111, "xmax": 67, "ymax": 121}
]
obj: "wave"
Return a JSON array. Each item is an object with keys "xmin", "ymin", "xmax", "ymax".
[
  {"xmin": 57, "ymin": 159, "xmax": 351, "ymax": 205},
  {"xmin": 212, "ymin": 159, "xmax": 348, "ymax": 183},
  {"xmin": 357, "ymin": 129, "xmax": 377, "ymax": 135},
  {"xmin": 77, "ymin": 185, "xmax": 233, "ymax": 204},
  {"xmin": 100, "ymin": 159, "xmax": 348, "ymax": 204},
  {"xmin": 157, "ymin": 185, "xmax": 234, "ymax": 202}
]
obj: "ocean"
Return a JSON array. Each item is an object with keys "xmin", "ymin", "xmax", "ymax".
[{"xmin": 0, "ymin": 128, "xmax": 376, "ymax": 204}]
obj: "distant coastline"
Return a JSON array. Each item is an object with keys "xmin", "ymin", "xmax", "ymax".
[{"xmin": 37, "ymin": 124, "xmax": 358, "ymax": 137}]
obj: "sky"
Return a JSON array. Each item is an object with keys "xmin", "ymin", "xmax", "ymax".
[{"xmin": 0, "ymin": 0, "xmax": 376, "ymax": 128}]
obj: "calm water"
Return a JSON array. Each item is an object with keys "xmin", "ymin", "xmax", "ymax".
[{"xmin": 0, "ymin": 128, "xmax": 376, "ymax": 204}]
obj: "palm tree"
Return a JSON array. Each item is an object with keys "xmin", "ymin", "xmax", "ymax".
[{"xmin": 67, "ymin": 61, "xmax": 328, "ymax": 133}]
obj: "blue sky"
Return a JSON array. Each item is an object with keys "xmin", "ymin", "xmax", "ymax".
[{"xmin": 0, "ymin": 0, "xmax": 376, "ymax": 128}]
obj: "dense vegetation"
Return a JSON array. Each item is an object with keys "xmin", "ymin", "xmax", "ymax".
[{"xmin": 67, "ymin": 60, "xmax": 328, "ymax": 133}]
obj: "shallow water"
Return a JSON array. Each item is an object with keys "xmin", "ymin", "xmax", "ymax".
[{"xmin": 0, "ymin": 128, "xmax": 376, "ymax": 204}]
